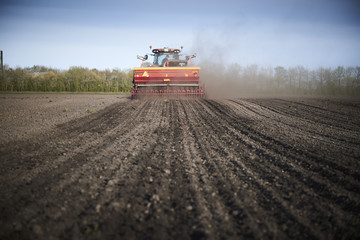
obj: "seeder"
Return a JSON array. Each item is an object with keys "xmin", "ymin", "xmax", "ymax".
[{"xmin": 131, "ymin": 46, "xmax": 204, "ymax": 98}]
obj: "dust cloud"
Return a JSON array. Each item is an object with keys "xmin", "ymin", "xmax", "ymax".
[
  {"xmin": 191, "ymin": 37, "xmax": 299, "ymax": 99},
  {"xmin": 199, "ymin": 61, "xmax": 261, "ymax": 99},
  {"xmin": 191, "ymin": 35, "xmax": 272, "ymax": 99}
]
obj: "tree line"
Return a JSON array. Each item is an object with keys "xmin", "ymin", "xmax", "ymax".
[
  {"xmin": 1, "ymin": 64, "xmax": 360, "ymax": 95},
  {"xmin": 0, "ymin": 65, "xmax": 133, "ymax": 93},
  {"xmin": 201, "ymin": 63, "xmax": 360, "ymax": 96}
]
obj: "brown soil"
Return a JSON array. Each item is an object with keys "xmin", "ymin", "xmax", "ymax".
[
  {"xmin": 0, "ymin": 93, "xmax": 128, "ymax": 144},
  {"xmin": 0, "ymin": 94, "xmax": 359, "ymax": 239}
]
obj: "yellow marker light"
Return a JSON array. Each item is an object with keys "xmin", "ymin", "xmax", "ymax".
[
  {"xmin": 164, "ymin": 79, "xmax": 170, "ymax": 81},
  {"xmin": 185, "ymin": 73, "xmax": 188, "ymax": 77}
]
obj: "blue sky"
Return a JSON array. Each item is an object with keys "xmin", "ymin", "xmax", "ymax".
[{"xmin": 1, "ymin": 0, "xmax": 359, "ymax": 70}]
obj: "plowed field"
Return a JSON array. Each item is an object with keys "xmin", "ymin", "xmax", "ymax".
[{"xmin": 1, "ymin": 96, "xmax": 360, "ymax": 239}]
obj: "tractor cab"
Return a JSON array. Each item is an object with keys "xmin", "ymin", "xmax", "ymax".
[
  {"xmin": 137, "ymin": 46, "xmax": 196, "ymax": 67},
  {"xmin": 152, "ymin": 47, "xmax": 190, "ymax": 67}
]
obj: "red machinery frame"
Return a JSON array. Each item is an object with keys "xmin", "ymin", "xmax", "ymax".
[{"xmin": 131, "ymin": 67, "xmax": 204, "ymax": 98}]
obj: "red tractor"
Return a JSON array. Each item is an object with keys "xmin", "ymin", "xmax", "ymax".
[{"xmin": 131, "ymin": 46, "xmax": 204, "ymax": 98}]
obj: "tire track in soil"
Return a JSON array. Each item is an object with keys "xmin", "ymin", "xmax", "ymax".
[
  {"xmin": 0, "ymin": 98, "xmax": 360, "ymax": 240},
  {"xmin": 0, "ymin": 100, "xmax": 158, "ymax": 239},
  {"xmin": 188, "ymin": 100, "xmax": 318, "ymax": 239},
  {"xmin": 274, "ymin": 98, "xmax": 360, "ymax": 128},
  {"xmin": 181, "ymin": 100, "xmax": 282, "ymax": 239},
  {"xmin": 229, "ymin": 99, "xmax": 359, "ymax": 147},
  {"xmin": 199, "ymin": 99, "xmax": 360, "ymax": 239},
  {"xmin": 176, "ymin": 100, "xmax": 242, "ymax": 239},
  {"xmin": 226, "ymin": 99, "xmax": 360, "ymax": 188},
  {"xmin": 90, "ymin": 99, "xmax": 202, "ymax": 240},
  {"xmin": 206, "ymin": 99, "xmax": 360, "ymax": 198},
  {"xmin": 248, "ymin": 98, "xmax": 360, "ymax": 132}
]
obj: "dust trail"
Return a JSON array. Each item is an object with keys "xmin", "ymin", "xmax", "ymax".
[
  {"xmin": 190, "ymin": 29, "xmax": 359, "ymax": 98},
  {"xmin": 191, "ymin": 33, "xmax": 267, "ymax": 99},
  {"xmin": 199, "ymin": 61, "xmax": 262, "ymax": 98}
]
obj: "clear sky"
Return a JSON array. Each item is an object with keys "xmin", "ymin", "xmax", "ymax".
[{"xmin": 1, "ymin": 0, "xmax": 359, "ymax": 70}]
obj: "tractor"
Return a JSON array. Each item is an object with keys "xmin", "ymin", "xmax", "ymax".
[{"xmin": 131, "ymin": 46, "xmax": 204, "ymax": 98}]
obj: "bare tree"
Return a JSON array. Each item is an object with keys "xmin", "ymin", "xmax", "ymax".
[
  {"xmin": 274, "ymin": 66, "xmax": 287, "ymax": 89},
  {"xmin": 333, "ymin": 66, "xmax": 345, "ymax": 88}
]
